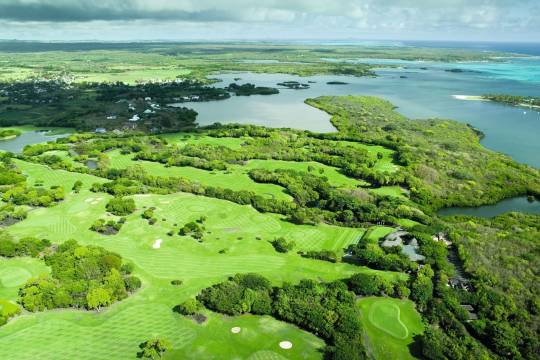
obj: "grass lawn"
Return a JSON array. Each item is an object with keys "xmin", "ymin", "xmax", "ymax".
[
  {"xmin": 0, "ymin": 159, "xmax": 406, "ymax": 359},
  {"xmin": 358, "ymin": 297, "xmax": 424, "ymax": 360},
  {"xmin": 362, "ymin": 226, "xmax": 396, "ymax": 243},
  {"xmin": 396, "ymin": 218, "xmax": 422, "ymax": 228},
  {"xmin": 107, "ymin": 150, "xmax": 293, "ymax": 201},
  {"xmin": 369, "ymin": 186, "xmax": 408, "ymax": 199}
]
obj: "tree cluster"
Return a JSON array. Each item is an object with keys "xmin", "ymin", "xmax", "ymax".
[
  {"xmin": 196, "ymin": 273, "xmax": 368, "ymax": 359},
  {"xmin": 19, "ymin": 240, "xmax": 141, "ymax": 312}
]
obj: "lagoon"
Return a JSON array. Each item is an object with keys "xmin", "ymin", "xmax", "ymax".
[
  {"xmin": 184, "ymin": 60, "xmax": 540, "ymax": 168},
  {"xmin": 0, "ymin": 130, "xmax": 68, "ymax": 154},
  {"xmin": 438, "ymin": 196, "xmax": 540, "ymax": 218}
]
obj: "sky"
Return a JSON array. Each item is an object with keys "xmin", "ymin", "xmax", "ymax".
[{"xmin": 0, "ymin": 0, "xmax": 538, "ymax": 42}]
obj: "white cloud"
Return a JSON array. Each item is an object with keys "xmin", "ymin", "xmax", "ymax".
[{"xmin": 0, "ymin": 0, "xmax": 537, "ymax": 40}]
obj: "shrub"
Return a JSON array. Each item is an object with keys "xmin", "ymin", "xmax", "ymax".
[
  {"xmin": 270, "ymin": 237, "xmax": 295, "ymax": 253},
  {"xmin": 125, "ymin": 276, "xmax": 142, "ymax": 292},
  {"xmin": 175, "ymin": 298, "xmax": 201, "ymax": 315}
]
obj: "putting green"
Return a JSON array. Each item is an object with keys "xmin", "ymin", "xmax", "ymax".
[
  {"xmin": 0, "ymin": 258, "xmax": 50, "ymax": 302},
  {"xmin": 369, "ymin": 301, "xmax": 408, "ymax": 339},
  {"xmin": 358, "ymin": 297, "xmax": 424, "ymax": 360},
  {"xmin": 247, "ymin": 350, "xmax": 288, "ymax": 360},
  {"xmin": 0, "ymin": 267, "xmax": 32, "ymax": 288}
]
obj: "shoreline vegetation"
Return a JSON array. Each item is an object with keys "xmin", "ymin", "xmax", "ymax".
[
  {"xmin": 0, "ymin": 129, "xmax": 21, "ymax": 141},
  {"xmin": 453, "ymin": 94, "xmax": 540, "ymax": 109}
]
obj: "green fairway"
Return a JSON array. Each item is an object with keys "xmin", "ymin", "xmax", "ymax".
[
  {"xmin": 14, "ymin": 159, "xmax": 107, "ymax": 189},
  {"xmin": 161, "ymin": 133, "xmax": 248, "ymax": 150},
  {"xmin": 0, "ymin": 159, "xmax": 406, "ymax": 359},
  {"xmin": 0, "ymin": 290, "xmax": 324, "ymax": 360},
  {"xmin": 362, "ymin": 226, "xmax": 396, "ymax": 243},
  {"xmin": 358, "ymin": 297, "xmax": 424, "ymax": 360},
  {"xmin": 106, "ymin": 150, "xmax": 293, "ymax": 201}
]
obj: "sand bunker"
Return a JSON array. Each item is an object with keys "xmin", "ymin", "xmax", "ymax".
[
  {"xmin": 152, "ymin": 239, "xmax": 162, "ymax": 249},
  {"xmin": 84, "ymin": 198, "xmax": 94, "ymax": 203},
  {"xmin": 279, "ymin": 341, "xmax": 292, "ymax": 350},
  {"xmin": 230, "ymin": 327, "xmax": 241, "ymax": 334}
]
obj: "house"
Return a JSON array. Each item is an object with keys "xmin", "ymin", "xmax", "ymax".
[
  {"xmin": 144, "ymin": 97, "xmax": 151, "ymax": 101},
  {"xmin": 106, "ymin": 115, "xmax": 117, "ymax": 120},
  {"xmin": 128, "ymin": 114, "xmax": 140, "ymax": 122},
  {"xmin": 94, "ymin": 128, "xmax": 107, "ymax": 134},
  {"xmin": 448, "ymin": 278, "xmax": 473, "ymax": 292},
  {"xmin": 144, "ymin": 109, "xmax": 154, "ymax": 114},
  {"xmin": 381, "ymin": 230, "xmax": 426, "ymax": 262}
]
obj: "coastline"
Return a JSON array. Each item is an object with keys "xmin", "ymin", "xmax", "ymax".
[
  {"xmin": 452, "ymin": 95, "xmax": 540, "ymax": 110},
  {"xmin": 0, "ymin": 135, "xmax": 18, "ymax": 141},
  {"xmin": 452, "ymin": 95, "xmax": 486, "ymax": 101}
]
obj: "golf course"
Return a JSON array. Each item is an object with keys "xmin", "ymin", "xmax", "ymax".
[{"xmin": 0, "ymin": 40, "xmax": 539, "ymax": 360}]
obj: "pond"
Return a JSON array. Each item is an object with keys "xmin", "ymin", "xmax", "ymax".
[
  {"xmin": 438, "ymin": 196, "xmax": 540, "ymax": 218},
  {"xmin": 0, "ymin": 130, "xmax": 69, "ymax": 154},
  {"xmin": 86, "ymin": 160, "xmax": 98, "ymax": 169},
  {"xmin": 173, "ymin": 61, "xmax": 540, "ymax": 168}
]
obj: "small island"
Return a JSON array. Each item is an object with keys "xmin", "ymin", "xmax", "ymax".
[
  {"xmin": 483, "ymin": 94, "xmax": 540, "ymax": 109},
  {"xmin": 453, "ymin": 94, "xmax": 540, "ymax": 110},
  {"xmin": 226, "ymin": 83, "xmax": 279, "ymax": 96},
  {"xmin": 0, "ymin": 129, "xmax": 21, "ymax": 141},
  {"xmin": 277, "ymin": 81, "xmax": 310, "ymax": 89}
]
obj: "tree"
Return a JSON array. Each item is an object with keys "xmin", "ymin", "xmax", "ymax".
[
  {"xmin": 72, "ymin": 180, "xmax": 83, "ymax": 193},
  {"xmin": 86, "ymin": 288, "xmax": 112, "ymax": 311},
  {"xmin": 410, "ymin": 275, "xmax": 433, "ymax": 311},
  {"xmin": 137, "ymin": 338, "xmax": 171, "ymax": 359}
]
